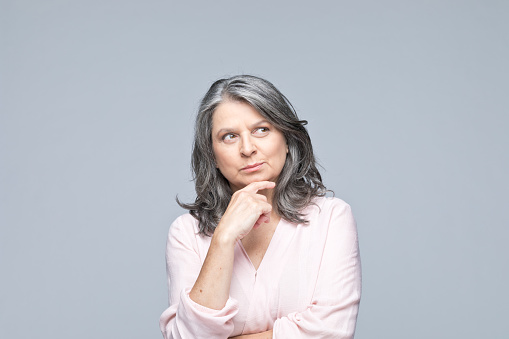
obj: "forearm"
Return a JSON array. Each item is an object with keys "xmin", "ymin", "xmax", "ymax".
[
  {"xmin": 189, "ymin": 230, "xmax": 236, "ymax": 310},
  {"xmin": 230, "ymin": 329, "xmax": 273, "ymax": 339}
]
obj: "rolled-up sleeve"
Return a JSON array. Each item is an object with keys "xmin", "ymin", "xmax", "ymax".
[{"xmin": 159, "ymin": 215, "xmax": 239, "ymax": 339}]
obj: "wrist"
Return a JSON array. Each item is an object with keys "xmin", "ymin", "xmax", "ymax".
[{"xmin": 212, "ymin": 226, "xmax": 237, "ymax": 248}]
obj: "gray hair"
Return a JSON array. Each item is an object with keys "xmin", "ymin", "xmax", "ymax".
[{"xmin": 179, "ymin": 75, "xmax": 327, "ymax": 236}]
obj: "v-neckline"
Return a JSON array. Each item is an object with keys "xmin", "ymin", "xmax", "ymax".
[{"xmin": 237, "ymin": 218, "xmax": 284, "ymax": 273}]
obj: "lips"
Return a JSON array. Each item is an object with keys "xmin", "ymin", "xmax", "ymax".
[{"xmin": 241, "ymin": 162, "xmax": 264, "ymax": 172}]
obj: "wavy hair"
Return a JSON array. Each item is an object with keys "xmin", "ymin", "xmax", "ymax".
[{"xmin": 179, "ymin": 75, "xmax": 327, "ymax": 236}]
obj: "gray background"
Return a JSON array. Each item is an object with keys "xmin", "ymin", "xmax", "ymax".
[{"xmin": 1, "ymin": 1, "xmax": 508, "ymax": 338}]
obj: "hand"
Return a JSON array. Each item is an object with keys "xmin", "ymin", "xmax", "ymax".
[{"xmin": 215, "ymin": 181, "xmax": 276, "ymax": 243}]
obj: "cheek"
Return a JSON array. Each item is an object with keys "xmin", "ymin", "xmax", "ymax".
[
  {"xmin": 213, "ymin": 145, "xmax": 235, "ymax": 168},
  {"xmin": 271, "ymin": 142, "xmax": 288, "ymax": 167},
  {"xmin": 274, "ymin": 136, "xmax": 288, "ymax": 158},
  {"xmin": 279, "ymin": 148, "xmax": 289, "ymax": 166},
  {"xmin": 212, "ymin": 144, "xmax": 224, "ymax": 168}
]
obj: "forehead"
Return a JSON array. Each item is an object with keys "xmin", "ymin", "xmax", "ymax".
[{"xmin": 212, "ymin": 100, "xmax": 267, "ymax": 130}]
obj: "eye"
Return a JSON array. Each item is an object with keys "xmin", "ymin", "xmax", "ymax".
[
  {"xmin": 253, "ymin": 127, "xmax": 270, "ymax": 136},
  {"xmin": 222, "ymin": 133, "xmax": 237, "ymax": 143}
]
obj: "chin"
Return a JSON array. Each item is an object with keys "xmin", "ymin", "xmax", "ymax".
[{"xmin": 248, "ymin": 176, "xmax": 277, "ymax": 186}]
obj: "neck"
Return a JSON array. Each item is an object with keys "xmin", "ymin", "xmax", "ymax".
[
  {"xmin": 260, "ymin": 188, "xmax": 280, "ymax": 220},
  {"xmin": 258, "ymin": 188, "xmax": 275, "ymax": 204}
]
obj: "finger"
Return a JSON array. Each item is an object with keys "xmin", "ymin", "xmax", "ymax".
[
  {"xmin": 254, "ymin": 193, "xmax": 268, "ymax": 202},
  {"xmin": 241, "ymin": 181, "xmax": 276, "ymax": 194},
  {"xmin": 259, "ymin": 213, "xmax": 270, "ymax": 223},
  {"xmin": 253, "ymin": 214, "xmax": 270, "ymax": 229}
]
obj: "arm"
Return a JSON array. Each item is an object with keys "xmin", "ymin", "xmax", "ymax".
[
  {"xmin": 230, "ymin": 330, "xmax": 273, "ymax": 339},
  {"xmin": 189, "ymin": 181, "xmax": 275, "ymax": 310},
  {"xmin": 272, "ymin": 201, "xmax": 361, "ymax": 338},
  {"xmin": 159, "ymin": 214, "xmax": 240, "ymax": 339},
  {"xmin": 160, "ymin": 181, "xmax": 276, "ymax": 339}
]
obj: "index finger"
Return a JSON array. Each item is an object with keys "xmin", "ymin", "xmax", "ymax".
[{"xmin": 241, "ymin": 181, "xmax": 276, "ymax": 194}]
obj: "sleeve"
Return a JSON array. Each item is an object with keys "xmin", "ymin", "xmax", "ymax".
[
  {"xmin": 272, "ymin": 201, "xmax": 362, "ymax": 338},
  {"xmin": 159, "ymin": 215, "xmax": 239, "ymax": 339}
]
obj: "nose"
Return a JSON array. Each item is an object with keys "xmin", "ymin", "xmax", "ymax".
[{"xmin": 240, "ymin": 134, "xmax": 257, "ymax": 157}]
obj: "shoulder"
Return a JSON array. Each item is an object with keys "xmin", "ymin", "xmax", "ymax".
[
  {"xmin": 168, "ymin": 213, "xmax": 200, "ymax": 240},
  {"xmin": 303, "ymin": 196, "xmax": 357, "ymax": 240},
  {"xmin": 303, "ymin": 196, "xmax": 353, "ymax": 219},
  {"xmin": 172, "ymin": 213, "xmax": 200, "ymax": 228}
]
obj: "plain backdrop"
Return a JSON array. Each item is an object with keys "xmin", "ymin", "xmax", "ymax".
[{"xmin": 1, "ymin": 1, "xmax": 508, "ymax": 338}]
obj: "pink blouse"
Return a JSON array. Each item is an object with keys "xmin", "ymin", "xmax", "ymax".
[{"xmin": 159, "ymin": 197, "xmax": 361, "ymax": 338}]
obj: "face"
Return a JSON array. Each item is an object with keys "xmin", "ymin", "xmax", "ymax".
[{"xmin": 211, "ymin": 100, "xmax": 288, "ymax": 192}]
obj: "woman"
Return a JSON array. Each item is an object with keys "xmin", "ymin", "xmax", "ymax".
[{"xmin": 160, "ymin": 75, "xmax": 361, "ymax": 338}]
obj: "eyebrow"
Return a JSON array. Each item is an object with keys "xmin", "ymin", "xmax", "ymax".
[
  {"xmin": 214, "ymin": 120, "xmax": 272, "ymax": 138},
  {"xmin": 215, "ymin": 128, "xmax": 235, "ymax": 138},
  {"xmin": 250, "ymin": 120, "xmax": 271, "ymax": 128}
]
